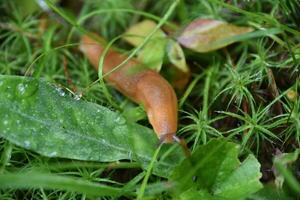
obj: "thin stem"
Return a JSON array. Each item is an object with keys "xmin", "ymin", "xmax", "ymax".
[
  {"xmin": 137, "ymin": 144, "xmax": 162, "ymax": 200},
  {"xmin": 0, "ymin": 141, "xmax": 13, "ymax": 174}
]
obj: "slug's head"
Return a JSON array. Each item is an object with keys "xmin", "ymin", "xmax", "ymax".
[
  {"xmin": 159, "ymin": 132, "xmax": 177, "ymax": 143},
  {"xmin": 158, "ymin": 134, "xmax": 191, "ymax": 157}
]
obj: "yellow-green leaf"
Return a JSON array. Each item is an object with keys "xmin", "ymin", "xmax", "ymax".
[
  {"xmin": 123, "ymin": 20, "xmax": 165, "ymax": 46},
  {"xmin": 167, "ymin": 39, "xmax": 189, "ymax": 73},
  {"xmin": 123, "ymin": 20, "xmax": 167, "ymax": 72},
  {"xmin": 137, "ymin": 37, "xmax": 166, "ymax": 71}
]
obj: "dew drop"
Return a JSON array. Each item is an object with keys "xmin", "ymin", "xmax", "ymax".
[
  {"xmin": 17, "ymin": 83, "xmax": 26, "ymax": 95},
  {"xmin": 128, "ymin": 151, "xmax": 132, "ymax": 160},
  {"xmin": 115, "ymin": 116, "xmax": 126, "ymax": 125},
  {"xmin": 49, "ymin": 151, "xmax": 57, "ymax": 157},
  {"xmin": 192, "ymin": 176, "xmax": 197, "ymax": 182},
  {"xmin": 16, "ymin": 79, "xmax": 39, "ymax": 98},
  {"xmin": 6, "ymin": 93, "xmax": 13, "ymax": 100},
  {"xmin": 55, "ymin": 87, "xmax": 65, "ymax": 97},
  {"xmin": 3, "ymin": 120, "xmax": 8, "ymax": 125},
  {"xmin": 73, "ymin": 92, "xmax": 82, "ymax": 101},
  {"xmin": 24, "ymin": 140, "xmax": 30, "ymax": 148}
]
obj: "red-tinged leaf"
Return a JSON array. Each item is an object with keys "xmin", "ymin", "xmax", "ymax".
[{"xmin": 177, "ymin": 19, "xmax": 253, "ymax": 53}]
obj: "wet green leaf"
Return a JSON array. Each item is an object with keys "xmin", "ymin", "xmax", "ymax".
[
  {"xmin": 0, "ymin": 75, "xmax": 184, "ymax": 177},
  {"xmin": 177, "ymin": 19, "xmax": 253, "ymax": 53},
  {"xmin": 180, "ymin": 188, "xmax": 225, "ymax": 200},
  {"xmin": 171, "ymin": 139, "xmax": 262, "ymax": 199},
  {"xmin": 274, "ymin": 149, "xmax": 300, "ymax": 195},
  {"xmin": 248, "ymin": 185, "xmax": 293, "ymax": 200}
]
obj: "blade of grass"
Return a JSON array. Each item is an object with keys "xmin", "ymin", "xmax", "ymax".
[
  {"xmin": 137, "ymin": 144, "xmax": 162, "ymax": 200},
  {"xmin": 0, "ymin": 141, "xmax": 13, "ymax": 173},
  {"xmin": 0, "ymin": 171, "xmax": 131, "ymax": 196}
]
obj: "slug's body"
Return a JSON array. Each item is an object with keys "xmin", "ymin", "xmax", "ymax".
[{"xmin": 80, "ymin": 35, "xmax": 178, "ymax": 143}]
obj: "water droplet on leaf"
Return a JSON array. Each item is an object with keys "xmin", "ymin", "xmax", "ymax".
[
  {"xmin": 74, "ymin": 92, "xmax": 82, "ymax": 101},
  {"xmin": 55, "ymin": 86, "xmax": 66, "ymax": 97},
  {"xmin": 24, "ymin": 140, "xmax": 30, "ymax": 148},
  {"xmin": 115, "ymin": 116, "xmax": 126, "ymax": 125},
  {"xmin": 16, "ymin": 79, "xmax": 39, "ymax": 98},
  {"xmin": 49, "ymin": 151, "xmax": 57, "ymax": 157}
]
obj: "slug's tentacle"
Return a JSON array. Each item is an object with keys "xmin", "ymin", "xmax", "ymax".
[{"xmin": 80, "ymin": 34, "xmax": 178, "ymax": 143}]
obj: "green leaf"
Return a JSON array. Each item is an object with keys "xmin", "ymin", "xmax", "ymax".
[
  {"xmin": 247, "ymin": 185, "xmax": 293, "ymax": 200},
  {"xmin": 274, "ymin": 149, "xmax": 300, "ymax": 195},
  {"xmin": 123, "ymin": 20, "xmax": 165, "ymax": 46},
  {"xmin": 0, "ymin": 171, "xmax": 127, "ymax": 197},
  {"xmin": 0, "ymin": 75, "xmax": 184, "ymax": 177},
  {"xmin": 180, "ymin": 188, "xmax": 226, "ymax": 200},
  {"xmin": 177, "ymin": 19, "xmax": 253, "ymax": 53},
  {"xmin": 171, "ymin": 139, "xmax": 262, "ymax": 200},
  {"xmin": 167, "ymin": 39, "xmax": 189, "ymax": 73},
  {"xmin": 137, "ymin": 37, "xmax": 166, "ymax": 71},
  {"xmin": 123, "ymin": 20, "xmax": 166, "ymax": 71},
  {"xmin": 213, "ymin": 155, "xmax": 262, "ymax": 199},
  {"xmin": 122, "ymin": 106, "xmax": 147, "ymax": 123}
]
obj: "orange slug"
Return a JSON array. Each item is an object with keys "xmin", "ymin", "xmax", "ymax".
[{"xmin": 79, "ymin": 34, "xmax": 178, "ymax": 143}]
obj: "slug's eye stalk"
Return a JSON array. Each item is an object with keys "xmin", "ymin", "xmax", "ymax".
[
  {"xmin": 158, "ymin": 134, "xmax": 191, "ymax": 158},
  {"xmin": 158, "ymin": 133, "xmax": 176, "ymax": 144},
  {"xmin": 172, "ymin": 135, "xmax": 181, "ymax": 143}
]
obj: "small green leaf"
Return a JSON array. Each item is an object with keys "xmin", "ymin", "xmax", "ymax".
[
  {"xmin": 137, "ymin": 37, "xmax": 166, "ymax": 71},
  {"xmin": 248, "ymin": 185, "xmax": 293, "ymax": 200},
  {"xmin": 123, "ymin": 20, "xmax": 167, "ymax": 71},
  {"xmin": 0, "ymin": 75, "xmax": 184, "ymax": 177},
  {"xmin": 171, "ymin": 139, "xmax": 262, "ymax": 199},
  {"xmin": 167, "ymin": 39, "xmax": 189, "ymax": 73},
  {"xmin": 274, "ymin": 149, "xmax": 300, "ymax": 195},
  {"xmin": 180, "ymin": 188, "xmax": 225, "ymax": 200},
  {"xmin": 177, "ymin": 19, "xmax": 253, "ymax": 52},
  {"xmin": 213, "ymin": 155, "xmax": 262, "ymax": 199},
  {"xmin": 123, "ymin": 20, "xmax": 165, "ymax": 46},
  {"xmin": 122, "ymin": 106, "xmax": 146, "ymax": 123}
]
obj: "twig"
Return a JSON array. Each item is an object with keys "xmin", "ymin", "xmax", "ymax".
[{"xmin": 267, "ymin": 68, "xmax": 283, "ymax": 115}]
